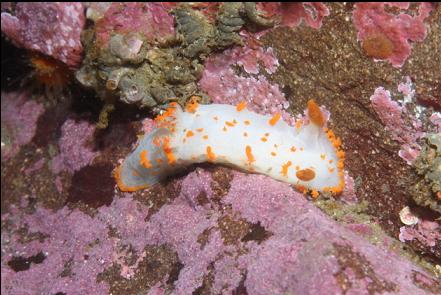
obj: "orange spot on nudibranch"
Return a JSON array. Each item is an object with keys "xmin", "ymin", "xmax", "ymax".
[
  {"xmin": 281, "ymin": 161, "xmax": 292, "ymax": 177},
  {"xmin": 320, "ymin": 154, "xmax": 326, "ymax": 160},
  {"xmin": 223, "ymin": 126, "xmax": 228, "ymax": 132},
  {"xmin": 225, "ymin": 121, "xmax": 235, "ymax": 127},
  {"xmin": 196, "ymin": 128, "xmax": 204, "ymax": 132},
  {"xmin": 337, "ymin": 150, "xmax": 345, "ymax": 159},
  {"xmin": 203, "ymin": 135, "xmax": 209, "ymax": 140},
  {"xmin": 236, "ymin": 101, "xmax": 247, "ymax": 111},
  {"xmin": 153, "ymin": 137, "xmax": 162, "ymax": 147},
  {"xmin": 139, "ymin": 150, "xmax": 152, "ymax": 168},
  {"xmin": 213, "ymin": 116, "xmax": 219, "ymax": 121},
  {"xmin": 337, "ymin": 161, "xmax": 344, "ymax": 169},
  {"xmin": 206, "ymin": 146, "xmax": 216, "ymax": 161},
  {"xmin": 307, "ymin": 99, "xmax": 325, "ymax": 127},
  {"xmin": 155, "ymin": 103, "xmax": 177, "ymax": 124},
  {"xmin": 185, "ymin": 96, "xmax": 200, "ymax": 113},
  {"xmin": 295, "ymin": 120, "xmax": 302, "ymax": 129},
  {"xmin": 296, "ymin": 168, "xmax": 315, "ymax": 181},
  {"xmin": 260, "ymin": 137, "xmax": 268, "ymax": 142},
  {"xmin": 244, "ymin": 120, "xmax": 251, "ymax": 125},
  {"xmin": 290, "ymin": 146, "xmax": 297, "ymax": 152},
  {"xmin": 295, "ymin": 184, "xmax": 307, "ymax": 193},
  {"xmin": 243, "ymin": 132, "xmax": 248, "ymax": 137},
  {"xmin": 269, "ymin": 113, "xmax": 281, "ymax": 126},
  {"xmin": 245, "ymin": 145, "xmax": 255, "ymax": 164},
  {"xmin": 186, "ymin": 130, "xmax": 195, "ymax": 138},
  {"xmin": 162, "ymin": 137, "xmax": 176, "ymax": 164},
  {"xmin": 271, "ymin": 152, "xmax": 277, "ymax": 156},
  {"xmin": 311, "ymin": 189, "xmax": 319, "ymax": 199}
]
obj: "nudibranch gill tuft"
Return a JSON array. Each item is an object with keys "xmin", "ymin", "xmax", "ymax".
[{"xmin": 114, "ymin": 100, "xmax": 345, "ymax": 196}]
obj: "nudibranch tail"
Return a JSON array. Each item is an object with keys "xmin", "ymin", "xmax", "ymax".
[{"xmin": 115, "ymin": 100, "xmax": 345, "ymax": 196}]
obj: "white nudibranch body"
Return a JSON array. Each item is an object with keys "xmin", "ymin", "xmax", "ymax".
[{"xmin": 115, "ymin": 99, "xmax": 345, "ymax": 197}]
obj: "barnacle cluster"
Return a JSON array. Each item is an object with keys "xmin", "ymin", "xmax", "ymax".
[
  {"xmin": 75, "ymin": 3, "xmax": 274, "ymax": 128},
  {"xmin": 412, "ymin": 133, "xmax": 441, "ymax": 214}
]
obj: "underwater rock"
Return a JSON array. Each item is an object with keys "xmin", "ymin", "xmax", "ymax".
[
  {"xmin": 50, "ymin": 119, "xmax": 99, "ymax": 175},
  {"xmin": 1, "ymin": 3, "xmax": 85, "ymax": 68},
  {"xmin": 352, "ymin": 2, "xmax": 434, "ymax": 67},
  {"xmin": 2, "ymin": 170, "xmax": 440, "ymax": 294},
  {"xmin": 1, "ymin": 91, "xmax": 44, "ymax": 161},
  {"xmin": 75, "ymin": 3, "xmax": 278, "ymax": 128}
]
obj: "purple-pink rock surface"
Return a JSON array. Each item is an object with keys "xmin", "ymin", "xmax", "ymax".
[
  {"xmin": 2, "ymin": 169, "xmax": 439, "ymax": 294},
  {"xmin": 1, "ymin": 3, "xmax": 85, "ymax": 68},
  {"xmin": 94, "ymin": 2, "xmax": 175, "ymax": 47},
  {"xmin": 1, "ymin": 91, "xmax": 44, "ymax": 161},
  {"xmin": 50, "ymin": 118, "xmax": 98, "ymax": 174}
]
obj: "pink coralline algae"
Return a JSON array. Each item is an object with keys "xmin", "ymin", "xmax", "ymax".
[
  {"xmin": 50, "ymin": 119, "xmax": 98, "ymax": 174},
  {"xmin": 1, "ymin": 91, "xmax": 44, "ymax": 161},
  {"xmin": 1, "ymin": 3, "xmax": 85, "ymax": 68},
  {"xmin": 352, "ymin": 2, "xmax": 434, "ymax": 67},
  {"xmin": 94, "ymin": 3, "xmax": 175, "ymax": 47},
  {"xmin": 198, "ymin": 40, "xmax": 294, "ymax": 124},
  {"xmin": 1, "ymin": 200, "xmax": 114, "ymax": 294},
  {"xmin": 370, "ymin": 87, "xmax": 416, "ymax": 143},
  {"xmin": 210, "ymin": 171, "xmax": 438, "ymax": 294},
  {"xmin": 2, "ymin": 169, "xmax": 439, "ymax": 294},
  {"xmin": 370, "ymin": 81, "xmax": 424, "ymax": 164},
  {"xmin": 257, "ymin": 2, "xmax": 330, "ymax": 29},
  {"xmin": 399, "ymin": 219, "xmax": 441, "ymax": 248}
]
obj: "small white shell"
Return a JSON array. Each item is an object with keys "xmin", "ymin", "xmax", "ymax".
[{"xmin": 399, "ymin": 206, "xmax": 419, "ymax": 226}]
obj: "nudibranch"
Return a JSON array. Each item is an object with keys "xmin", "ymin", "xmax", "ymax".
[{"xmin": 114, "ymin": 99, "xmax": 345, "ymax": 197}]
